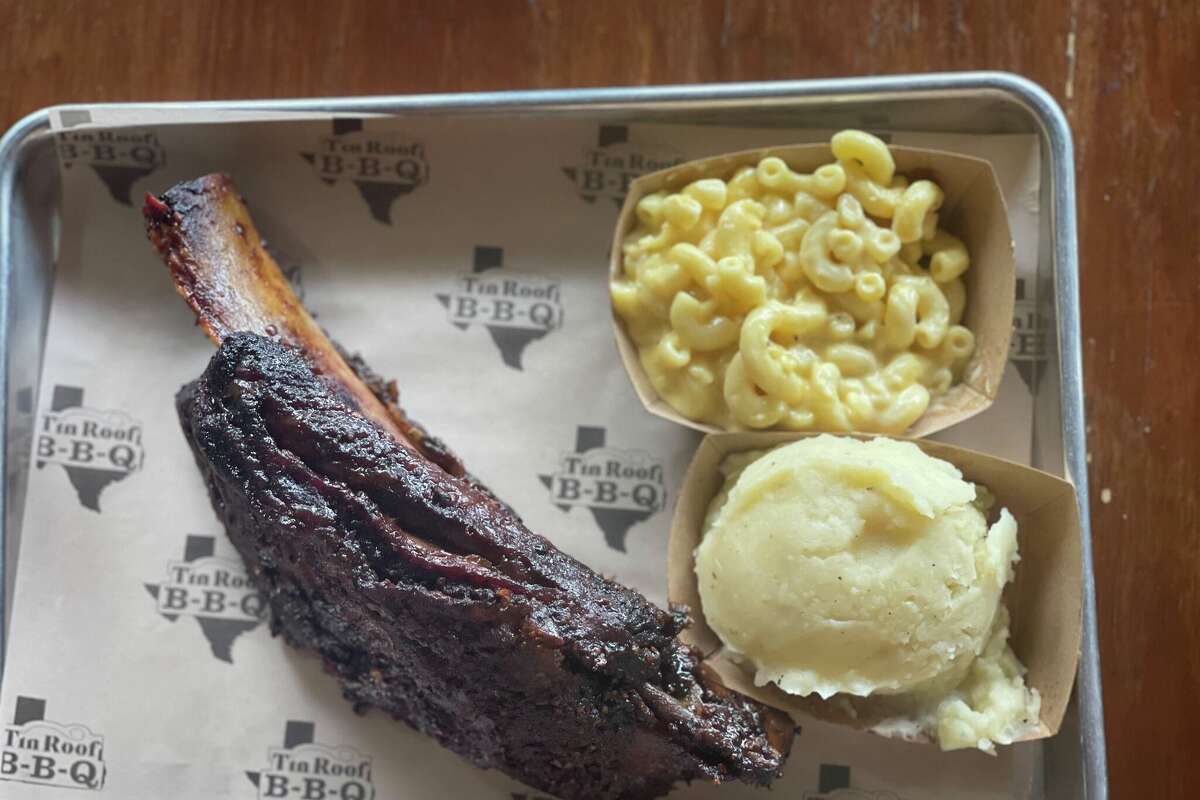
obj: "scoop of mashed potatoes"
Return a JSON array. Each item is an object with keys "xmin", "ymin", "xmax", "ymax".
[{"xmin": 695, "ymin": 435, "xmax": 1040, "ymax": 751}]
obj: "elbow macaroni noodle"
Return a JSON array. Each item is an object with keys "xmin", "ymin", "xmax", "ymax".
[{"xmin": 611, "ymin": 130, "xmax": 976, "ymax": 434}]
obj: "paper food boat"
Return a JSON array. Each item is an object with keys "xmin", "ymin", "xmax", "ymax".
[
  {"xmin": 667, "ymin": 431, "xmax": 1082, "ymax": 745},
  {"xmin": 609, "ymin": 143, "xmax": 1017, "ymax": 438}
]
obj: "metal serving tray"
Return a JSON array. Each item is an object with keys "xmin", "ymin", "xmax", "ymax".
[{"xmin": 0, "ymin": 72, "xmax": 1105, "ymax": 799}]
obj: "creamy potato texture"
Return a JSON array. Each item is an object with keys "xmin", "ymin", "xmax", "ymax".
[{"xmin": 695, "ymin": 436, "xmax": 1040, "ymax": 751}]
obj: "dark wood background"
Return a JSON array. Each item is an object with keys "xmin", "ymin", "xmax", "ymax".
[{"xmin": 3, "ymin": 1, "xmax": 1197, "ymax": 796}]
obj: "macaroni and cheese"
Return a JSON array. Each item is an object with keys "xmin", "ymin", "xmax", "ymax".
[{"xmin": 611, "ymin": 130, "xmax": 976, "ymax": 434}]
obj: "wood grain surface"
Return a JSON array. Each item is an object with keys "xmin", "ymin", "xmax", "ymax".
[{"xmin": 2, "ymin": 1, "xmax": 1197, "ymax": 797}]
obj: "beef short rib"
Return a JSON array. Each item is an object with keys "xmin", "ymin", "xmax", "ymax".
[{"xmin": 147, "ymin": 175, "xmax": 793, "ymax": 799}]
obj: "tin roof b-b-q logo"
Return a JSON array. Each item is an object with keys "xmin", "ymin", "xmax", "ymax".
[
  {"xmin": 301, "ymin": 118, "xmax": 429, "ymax": 224},
  {"xmin": 1010, "ymin": 277, "xmax": 1049, "ymax": 389},
  {"xmin": 247, "ymin": 721, "xmax": 374, "ymax": 800},
  {"xmin": 562, "ymin": 125, "xmax": 683, "ymax": 206},
  {"xmin": 144, "ymin": 534, "xmax": 267, "ymax": 663},
  {"xmin": 538, "ymin": 426, "xmax": 666, "ymax": 552},
  {"xmin": 55, "ymin": 120, "xmax": 166, "ymax": 205},
  {"xmin": 437, "ymin": 246, "xmax": 564, "ymax": 370},
  {"xmin": 0, "ymin": 696, "xmax": 106, "ymax": 791},
  {"xmin": 803, "ymin": 764, "xmax": 905, "ymax": 800},
  {"xmin": 36, "ymin": 385, "xmax": 145, "ymax": 512}
]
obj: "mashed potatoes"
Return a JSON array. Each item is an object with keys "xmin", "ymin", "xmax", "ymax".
[{"xmin": 694, "ymin": 435, "xmax": 1040, "ymax": 751}]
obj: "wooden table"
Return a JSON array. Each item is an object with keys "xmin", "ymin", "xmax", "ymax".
[{"xmin": 3, "ymin": 1, "xmax": 1197, "ymax": 796}]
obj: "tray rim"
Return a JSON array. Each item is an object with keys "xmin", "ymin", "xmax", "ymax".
[{"xmin": 0, "ymin": 70, "xmax": 1105, "ymax": 799}]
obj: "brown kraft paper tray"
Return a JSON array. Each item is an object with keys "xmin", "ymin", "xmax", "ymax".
[
  {"xmin": 610, "ymin": 143, "xmax": 1017, "ymax": 438},
  {"xmin": 668, "ymin": 431, "xmax": 1082, "ymax": 744}
]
